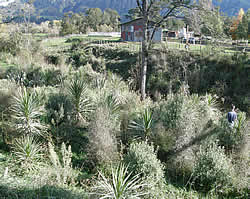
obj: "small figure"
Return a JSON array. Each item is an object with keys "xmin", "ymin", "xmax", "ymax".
[
  {"xmin": 185, "ymin": 42, "xmax": 189, "ymax": 51},
  {"xmin": 227, "ymin": 104, "xmax": 237, "ymax": 128}
]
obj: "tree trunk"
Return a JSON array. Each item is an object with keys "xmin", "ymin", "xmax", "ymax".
[
  {"xmin": 140, "ymin": 28, "xmax": 148, "ymax": 100},
  {"xmin": 140, "ymin": 0, "xmax": 149, "ymax": 100}
]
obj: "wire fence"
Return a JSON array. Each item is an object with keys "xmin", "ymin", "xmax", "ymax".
[{"xmin": 90, "ymin": 40, "xmax": 250, "ymax": 55}]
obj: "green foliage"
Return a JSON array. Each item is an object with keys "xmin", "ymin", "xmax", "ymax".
[
  {"xmin": 11, "ymin": 88, "xmax": 47, "ymax": 137},
  {"xmin": 124, "ymin": 141, "xmax": 165, "ymax": 198},
  {"xmin": 234, "ymin": 111, "xmax": 247, "ymax": 136},
  {"xmin": 129, "ymin": 108, "xmax": 154, "ymax": 140},
  {"xmin": 59, "ymin": 8, "xmax": 120, "ymax": 36},
  {"xmin": 45, "ymin": 93, "xmax": 73, "ymax": 126},
  {"xmin": 67, "ymin": 74, "xmax": 93, "ymax": 122},
  {"xmin": 12, "ymin": 135, "xmax": 43, "ymax": 172},
  {"xmin": 236, "ymin": 14, "xmax": 248, "ymax": 40},
  {"xmin": 5, "ymin": 66, "xmax": 63, "ymax": 87},
  {"xmin": 0, "ymin": 176, "xmax": 87, "ymax": 199},
  {"xmin": 70, "ymin": 49, "xmax": 89, "ymax": 68},
  {"xmin": 92, "ymin": 163, "xmax": 148, "ymax": 199},
  {"xmin": 191, "ymin": 141, "xmax": 235, "ymax": 192},
  {"xmin": 0, "ymin": 32, "xmax": 23, "ymax": 55},
  {"xmin": 45, "ymin": 53, "xmax": 63, "ymax": 65},
  {"xmin": 216, "ymin": 112, "xmax": 247, "ymax": 152},
  {"xmin": 152, "ymin": 90, "xmax": 222, "ymax": 186},
  {"xmin": 104, "ymin": 94, "xmax": 121, "ymax": 116},
  {"xmin": 86, "ymin": 8, "xmax": 103, "ymax": 32}
]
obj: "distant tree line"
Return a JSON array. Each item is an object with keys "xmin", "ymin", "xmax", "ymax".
[{"xmin": 60, "ymin": 8, "xmax": 120, "ymax": 36}]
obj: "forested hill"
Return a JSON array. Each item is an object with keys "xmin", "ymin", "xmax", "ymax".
[
  {"xmin": 0, "ymin": 0, "xmax": 249, "ymax": 22},
  {"xmin": 214, "ymin": 0, "xmax": 250, "ymax": 16},
  {"xmin": 34, "ymin": 0, "xmax": 137, "ymax": 17}
]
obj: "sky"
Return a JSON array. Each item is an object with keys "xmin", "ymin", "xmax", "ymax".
[{"xmin": 0, "ymin": 0, "xmax": 15, "ymax": 7}]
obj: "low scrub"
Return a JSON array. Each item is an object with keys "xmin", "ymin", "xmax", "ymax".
[
  {"xmin": 124, "ymin": 141, "xmax": 166, "ymax": 198},
  {"xmin": 191, "ymin": 141, "xmax": 235, "ymax": 193}
]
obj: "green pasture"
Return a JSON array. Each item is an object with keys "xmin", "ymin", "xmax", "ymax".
[{"xmin": 39, "ymin": 34, "xmax": 250, "ymax": 57}]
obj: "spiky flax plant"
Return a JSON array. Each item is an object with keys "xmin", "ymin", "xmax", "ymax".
[
  {"xmin": 12, "ymin": 135, "xmax": 43, "ymax": 171},
  {"xmin": 129, "ymin": 108, "xmax": 154, "ymax": 140},
  {"xmin": 92, "ymin": 163, "xmax": 148, "ymax": 199},
  {"xmin": 68, "ymin": 74, "xmax": 93, "ymax": 122},
  {"xmin": 11, "ymin": 88, "xmax": 46, "ymax": 136}
]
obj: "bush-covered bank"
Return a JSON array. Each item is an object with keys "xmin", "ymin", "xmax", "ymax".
[
  {"xmin": 0, "ymin": 34, "xmax": 249, "ymax": 198},
  {"xmin": 67, "ymin": 41, "xmax": 249, "ymax": 114}
]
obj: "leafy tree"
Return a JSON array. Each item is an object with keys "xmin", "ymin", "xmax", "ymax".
[
  {"xmin": 230, "ymin": 8, "xmax": 245, "ymax": 40},
  {"xmin": 164, "ymin": 18, "xmax": 185, "ymax": 31},
  {"xmin": 21, "ymin": 0, "xmax": 36, "ymax": 33},
  {"xmin": 184, "ymin": 0, "xmax": 224, "ymax": 37},
  {"xmin": 236, "ymin": 14, "xmax": 248, "ymax": 40},
  {"xmin": 247, "ymin": 9, "xmax": 250, "ymax": 38},
  {"xmin": 86, "ymin": 8, "xmax": 103, "ymax": 31},
  {"xmin": 60, "ymin": 12, "xmax": 74, "ymax": 35},
  {"xmin": 103, "ymin": 8, "xmax": 120, "ymax": 31},
  {"xmin": 71, "ymin": 12, "xmax": 87, "ymax": 34},
  {"xmin": 223, "ymin": 15, "xmax": 233, "ymax": 37}
]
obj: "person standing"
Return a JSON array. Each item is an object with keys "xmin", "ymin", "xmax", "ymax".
[{"xmin": 227, "ymin": 105, "xmax": 237, "ymax": 128}]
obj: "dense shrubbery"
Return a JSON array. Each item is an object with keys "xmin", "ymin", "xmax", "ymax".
[
  {"xmin": 124, "ymin": 141, "xmax": 166, "ymax": 198},
  {"xmin": 0, "ymin": 32, "xmax": 23, "ymax": 55},
  {"xmin": 191, "ymin": 141, "xmax": 235, "ymax": 192},
  {"xmin": 0, "ymin": 33, "xmax": 249, "ymax": 199}
]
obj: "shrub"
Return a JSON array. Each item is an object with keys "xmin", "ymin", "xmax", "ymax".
[
  {"xmin": 67, "ymin": 74, "xmax": 94, "ymax": 123},
  {"xmin": 87, "ymin": 106, "xmax": 119, "ymax": 167},
  {"xmin": 42, "ymin": 68, "xmax": 63, "ymax": 86},
  {"xmin": 45, "ymin": 53, "xmax": 63, "ymax": 65},
  {"xmin": 152, "ymin": 90, "xmax": 222, "ymax": 185},
  {"xmin": 45, "ymin": 93, "xmax": 73, "ymax": 126},
  {"xmin": 216, "ymin": 111, "xmax": 247, "ymax": 153},
  {"xmin": 11, "ymin": 88, "xmax": 47, "ymax": 137},
  {"xmin": 12, "ymin": 135, "xmax": 43, "ymax": 172},
  {"xmin": 92, "ymin": 163, "xmax": 148, "ymax": 199},
  {"xmin": 69, "ymin": 49, "xmax": 89, "ymax": 68},
  {"xmin": 0, "ymin": 31, "xmax": 23, "ymax": 55},
  {"xmin": 47, "ymin": 142, "xmax": 77, "ymax": 186},
  {"xmin": 5, "ymin": 66, "xmax": 63, "ymax": 87},
  {"xmin": 191, "ymin": 141, "xmax": 235, "ymax": 192},
  {"xmin": 128, "ymin": 108, "xmax": 154, "ymax": 140},
  {"xmin": 124, "ymin": 141, "xmax": 165, "ymax": 198}
]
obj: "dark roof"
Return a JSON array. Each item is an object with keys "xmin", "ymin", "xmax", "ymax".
[{"xmin": 120, "ymin": 18, "xmax": 143, "ymax": 26}]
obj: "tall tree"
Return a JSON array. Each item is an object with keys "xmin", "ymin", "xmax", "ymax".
[
  {"xmin": 102, "ymin": 8, "xmax": 120, "ymax": 31},
  {"xmin": 135, "ymin": 0, "xmax": 191, "ymax": 100},
  {"xmin": 184, "ymin": 0, "xmax": 224, "ymax": 37},
  {"xmin": 22, "ymin": 0, "xmax": 36, "ymax": 33},
  {"xmin": 230, "ymin": 8, "xmax": 245, "ymax": 40},
  {"xmin": 236, "ymin": 13, "xmax": 248, "ymax": 40},
  {"xmin": 86, "ymin": 8, "xmax": 103, "ymax": 31},
  {"xmin": 60, "ymin": 12, "xmax": 74, "ymax": 35},
  {"xmin": 247, "ymin": 9, "xmax": 250, "ymax": 39}
]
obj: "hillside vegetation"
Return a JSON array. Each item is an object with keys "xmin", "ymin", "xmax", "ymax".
[
  {"xmin": 1, "ymin": 0, "xmax": 250, "ymax": 22},
  {"xmin": 0, "ymin": 30, "xmax": 249, "ymax": 198}
]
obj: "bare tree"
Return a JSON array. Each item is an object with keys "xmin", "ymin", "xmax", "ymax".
[
  {"xmin": 21, "ymin": 0, "xmax": 35, "ymax": 34},
  {"xmin": 135, "ymin": 0, "xmax": 192, "ymax": 100}
]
